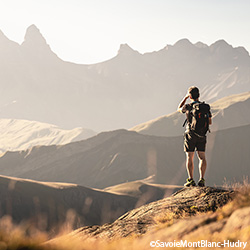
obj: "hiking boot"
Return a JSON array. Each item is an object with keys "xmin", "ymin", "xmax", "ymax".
[
  {"xmin": 198, "ymin": 178, "xmax": 205, "ymax": 187},
  {"xmin": 184, "ymin": 178, "xmax": 196, "ymax": 187}
]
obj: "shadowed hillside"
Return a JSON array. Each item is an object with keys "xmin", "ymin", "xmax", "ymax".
[
  {"xmin": 0, "ymin": 130, "xmax": 184, "ymax": 188},
  {"xmin": 0, "ymin": 175, "xmax": 137, "ymax": 234},
  {"xmin": 0, "ymin": 125, "xmax": 249, "ymax": 188}
]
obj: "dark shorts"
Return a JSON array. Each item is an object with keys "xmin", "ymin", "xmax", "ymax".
[{"xmin": 184, "ymin": 131, "xmax": 207, "ymax": 152}]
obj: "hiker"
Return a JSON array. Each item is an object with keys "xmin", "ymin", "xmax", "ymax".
[{"xmin": 178, "ymin": 86, "xmax": 212, "ymax": 187}]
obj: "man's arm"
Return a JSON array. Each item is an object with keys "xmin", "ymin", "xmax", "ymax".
[{"xmin": 178, "ymin": 95, "xmax": 189, "ymax": 113}]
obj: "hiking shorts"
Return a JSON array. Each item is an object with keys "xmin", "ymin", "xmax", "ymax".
[{"xmin": 184, "ymin": 131, "xmax": 206, "ymax": 152}]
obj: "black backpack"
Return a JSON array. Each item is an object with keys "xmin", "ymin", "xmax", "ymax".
[{"xmin": 183, "ymin": 102, "xmax": 210, "ymax": 136}]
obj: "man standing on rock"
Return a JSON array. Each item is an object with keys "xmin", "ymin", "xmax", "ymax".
[{"xmin": 178, "ymin": 86, "xmax": 212, "ymax": 187}]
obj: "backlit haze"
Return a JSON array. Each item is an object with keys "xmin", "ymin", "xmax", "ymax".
[{"xmin": 0, "ymin": 0, "xmax": 250, "ymax": 64}]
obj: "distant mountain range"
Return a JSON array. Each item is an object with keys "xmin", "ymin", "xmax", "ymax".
[
  {"xmin": 0, "ymin": 25, "xmax": 250, "ymax": 131},
  {"xmin": 0, "ymin": 119, "xmax": 96, "ymax": 153}
]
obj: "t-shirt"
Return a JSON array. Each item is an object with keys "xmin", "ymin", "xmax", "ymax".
[{"xmin": 182, "ymin": 101, "xmax": 212, "ymax": 132}]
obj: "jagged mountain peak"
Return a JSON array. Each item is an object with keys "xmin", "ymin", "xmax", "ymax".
[
  {"xmin": 20, "ymin": 24, "xmax": 60, "ymax": 60},
  {"xmin": 173, "ymin": 38, "xmax": 194, "ymax": 49},
  {"xmin": 235, "ymin": 46, "xmax": 250, "ymax": 57},
  {"xmin": 23, "ymin": 24, "xmax": 47, "ymax": 45},
  {"xmin": 210, "ymin": 39, "xmax": 232, "ymax": 51},
  {"xmin": 195, "ymin": 41, "xmax": 209, "ymax": 49},
  {"xmin": 118, "ymin": 43, "xmax": 140, "ymax": 56}
]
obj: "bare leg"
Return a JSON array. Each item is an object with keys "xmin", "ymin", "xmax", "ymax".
[
  {"xmin": 197, "ymin": 151, "xmax": 207, "ymax": 179},
  {"xmin": 186, "ymin": 152, "xmax": 195, "ymax": 179}
]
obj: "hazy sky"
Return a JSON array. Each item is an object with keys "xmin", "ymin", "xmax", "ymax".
[{"xmin": 0, "ymin": 0, "xmax": 250, "ymax": 64}]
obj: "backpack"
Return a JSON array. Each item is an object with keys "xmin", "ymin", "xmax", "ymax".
[
  {"xmin": 183, "ymin": 102, "xmax": 210, "ymax": 136},
  {"xmin": 189, "ymin": 102, "xmax": 210, "ymax": 136}
]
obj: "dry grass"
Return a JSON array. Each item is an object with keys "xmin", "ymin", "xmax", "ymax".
[
  {"xmin": 0, "ymin": 216, "xmax": 47, "ymax": 250},
  {"xmin": 0, "ymin": 183, "xmax": 249, "ymax": 250},
  {"xmin": 154, "ymin": 206, "xmax": 204, "ymax": 229},
  {"xmin": 219, "ymin": 178, "xmax": 250, "ymax": 218},
  {"xmin": 151, "ymin": 182, "xmax": 250, "ymax": 250}
]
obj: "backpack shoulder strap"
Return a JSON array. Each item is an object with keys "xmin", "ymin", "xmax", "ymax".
[
  {"xmin": 182, "ymin": 119, "xmax": 188, "ymax": 127},
  {"xmin": 182, "ymin": 103, "xmax": 193, "ymax": 127}
]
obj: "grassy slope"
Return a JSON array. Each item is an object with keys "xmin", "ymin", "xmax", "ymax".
[{"xmin": 1, "ymin": 185, "xmax": 249, "ymax": 250}]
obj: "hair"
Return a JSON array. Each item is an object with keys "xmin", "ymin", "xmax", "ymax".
[{"xmin": 188, "ymin": 86, "xmax": 200, "ymax": 100}]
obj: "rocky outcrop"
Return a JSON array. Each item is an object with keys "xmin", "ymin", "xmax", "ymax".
[{"xmin": 72, "ymin": 187, "xmax": 234, "ymax": 240}]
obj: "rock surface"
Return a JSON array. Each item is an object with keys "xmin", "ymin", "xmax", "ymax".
[{"xmin": 72, "ymin": 187, "xmax": 234, "ymax": 240}]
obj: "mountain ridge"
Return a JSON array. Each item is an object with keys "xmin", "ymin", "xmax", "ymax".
[
  {"xmin": 0, "ymin": 118, "xmax": 97, "ymax": 153},
  {"xmin": 0, "ymin": 25, "xmax": 250, "ymax": 131},
  {"xmin": 0, "ymin": 123, "xmax": 249, "ymax": 188}
]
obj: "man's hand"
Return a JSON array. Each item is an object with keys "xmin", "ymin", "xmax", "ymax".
[{"xmin": 178, "ymin": 94, "xmax": 190, "ymax": 112}]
